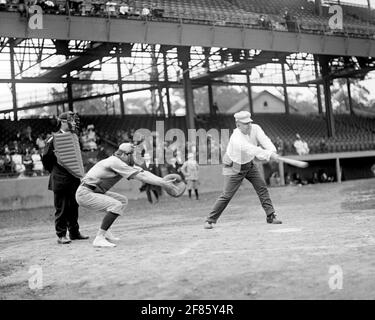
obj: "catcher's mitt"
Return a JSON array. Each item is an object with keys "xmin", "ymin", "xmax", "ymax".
[{"xmin": 163, "ymin": 173, "xmax": 186, "ymax": 198}]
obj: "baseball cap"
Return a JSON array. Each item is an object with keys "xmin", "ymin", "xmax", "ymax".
[
  {"xmin": 58, "ymin": 111, "xmax": 75, "ymax": 121},
  {"xmin": 118, "ymin": 143, "xmax": 134, "ymax": 154},
  {"xmin": 234, "ymin": 111, "xmax": 253, "ymax": 123}
]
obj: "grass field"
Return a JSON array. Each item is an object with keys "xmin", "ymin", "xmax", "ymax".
[{"xmin": 1, "ymin": 178, "xmax": 375, "ymax": 300}]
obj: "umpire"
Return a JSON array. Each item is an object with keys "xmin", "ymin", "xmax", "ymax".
[{"xmin": 42, "ymin": 112, "xmax": 89, "ymax": 244}]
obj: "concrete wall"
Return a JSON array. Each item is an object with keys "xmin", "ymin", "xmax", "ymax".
[{"xmin": 0, "ymin": 165, "xmax": 225, "ymax": 212}]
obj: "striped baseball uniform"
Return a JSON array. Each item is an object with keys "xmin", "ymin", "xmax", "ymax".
[{"xmin": 76, "ymin": 155, "xmax": 143, "ymax": 215}]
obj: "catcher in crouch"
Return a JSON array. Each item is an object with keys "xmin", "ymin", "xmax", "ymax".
[{"xmin": 75, "ymin": 143, "xmax": 179, "ymax": 248}]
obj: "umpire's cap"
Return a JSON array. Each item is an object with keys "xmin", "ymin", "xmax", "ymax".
[{"xmin": 58, "ymin": 111, "xmax": 75, "ymax": 121}]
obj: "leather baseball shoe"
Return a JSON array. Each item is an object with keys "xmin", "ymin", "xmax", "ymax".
[
  {"xmin": 57, "ymin": 236, "xmax": 71, "ymax": 244},
  {"xmin": 204, "ymin": 221, "xmax": 214, "ymax": 229},
  {"xmin": 69, "ymin": 232, "xmax": 89, "ymax": 240},
  {"xmin": 105, "ymin": 230, "xmax": 120, "ymax": 242},
  {"xmin": 93, "ymin": 235, "xmax": 116, "ymax": 247},
  {"xmin": 267, "ymin": 213, "xmax": 282, "ymax": 224}
]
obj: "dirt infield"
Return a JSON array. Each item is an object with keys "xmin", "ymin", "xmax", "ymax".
[{"xmin": 1, "ymin": 178, "xmax": 375, "ymax": 300}]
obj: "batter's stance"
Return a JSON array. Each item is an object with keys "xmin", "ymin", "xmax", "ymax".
[
  {"xmin": 204, "ymin": 111, "xmax": 282, "ymax": 229},
  {"xmin": 75, "ymin": 143, "xmax": 179, "ymax": 247}
]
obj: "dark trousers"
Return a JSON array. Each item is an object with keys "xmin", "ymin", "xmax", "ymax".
[
  {"xmin": 146, "ymin": 189, "xmax": 159, "ymax": 203},
  {"xmin": 206, "ymin": 161, "xmax": 275, "ymax": 223},
  {"xmin": 54, "ymin": 190, "xmax": 80, "ymax": 237}
]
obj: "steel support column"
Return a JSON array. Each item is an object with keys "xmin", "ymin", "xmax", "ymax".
[
  {"xmin": 9, "ymin": 39, "xmax": 18, "ymax": 121},
  {"xmin": 208, "ymin": 83, "xmax": 214, "ymax": 115},
  {"xmin": 117, "ymin": 55, "xmax": 125, "ymax": 117},
  {"xmin": 347, "ymin": 78, "xmax": 354, "ymax": 115},
  {"xmin": 246, "ymin": 69, "xmax": 254, "ymax": 115},
  {"xmin": 281, "ymin": 62, "xmax": 290, "ymax": 114},
  {"xmin": 163, "ymin": 52, "xmax": 172, "ymax": 117},
  {"xmin": 67, "ymin": 75, "xmax": 74, "ymax": 112},
  {"xmin": 320, "ymin": 57, "xmax": 335, "ymax": 137},
  {"xmin": 178, "ymin": 46, "xmax": 195, "ymax": 130},
  {"xmin": 314, "ymin": 55, "xmax": 323, "ymax": 114}
]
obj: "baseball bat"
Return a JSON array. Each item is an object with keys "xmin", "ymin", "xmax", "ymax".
[{"xmin": 276, "ymin": 156, "xmax": 309, "ymax": 168}]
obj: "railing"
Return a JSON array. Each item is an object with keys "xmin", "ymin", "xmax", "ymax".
[{"xmin": 1, "ymin": 0, "xmax": 374, "ymax": 39}]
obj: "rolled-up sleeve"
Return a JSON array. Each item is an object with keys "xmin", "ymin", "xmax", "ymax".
[
  {"xmin": 111, "ymin": 159, "xmax": 143, "ymax": 180},
  {"xmin": 244, "ymin": 144, "xmax": 273, "ymax": 161}
]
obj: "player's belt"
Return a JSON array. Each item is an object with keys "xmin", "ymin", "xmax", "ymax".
[
  {"xmin": 81, "ymin": 183, "xmax": 97, "ymax": 191},
  {"xmin": 240, "ymin": 161, "xmax": 253, "ymax": 170}
]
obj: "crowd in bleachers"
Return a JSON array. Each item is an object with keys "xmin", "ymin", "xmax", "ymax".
[
  {"xmin": 0, "ymin": 125, "xmax": 50, "ymax": 177},
  {"xmin": 0, "ymin": 0, "xmax": 164, "ymax": 19},
  {"xmin": 1, "ymin": 113, "xmax": 375, "ymax": 185},
  {"xmin": 1, "ymin": 0, "xmax": 374, "ymax": 38}
]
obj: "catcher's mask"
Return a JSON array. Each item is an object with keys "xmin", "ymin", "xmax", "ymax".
[{"xmin": 58, "ymin": 111, "xmax": 80, "ymax": 133}]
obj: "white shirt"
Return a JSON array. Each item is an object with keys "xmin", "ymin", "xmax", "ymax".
[
  {"xmin": 293, "ymin": 139, "xmax": 309, "ymax": 155},
  {"xmin": 226, "ymin": 125, "xmax": 276, "ymax": 164}
]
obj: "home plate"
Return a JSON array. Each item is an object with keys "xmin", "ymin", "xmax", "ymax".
[{"xmin": 269, "ymin": 228, "xmax": 302, "ymax": 233}]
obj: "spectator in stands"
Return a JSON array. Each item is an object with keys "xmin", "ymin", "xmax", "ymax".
[
  {"xmin": 81, "ymin": 0, "xmax": 93, "ymax": 16},
  {"xmin": 31, "ymin": 147, "xmax": 44, "ymax": 176},
  {"xmin": 36, "ymin": 133, "xmax": 46, "ymax": 154},
  {"xmin": 11, "ymin": 149, "xmax": 25, "ymax": 177},
  {"xmin": 139, "ymin": 153, "xmax": 161, "ymax": 204},
  {"xmin": 23, "ymin": 148, "xmax": 34, "ymax": 177},
  {"xmin": 86, "ymin": 124, "xmax": 98, "ymax": 151},
  {"xmin": 105, "ymin": 1, "xmax": 118, "ymax": 17},
  {"xmin": 292, "ymin": 172, "xmax": 303, "ymax": 185},
  {"xmin": 119, "ymin": 2, "xmax": 130, "ymax": 17},
  {"xmin": 13, "ymin": 130, "xmax": 22, "ymax": 142},
  {"xmin": 151, "ymin": 3, "xmax": 163, "ymax": 18},
  {"xmin": 0, "ymin": 153, "xmax": 6, "ymax": 174},
  {"xmin": 283, "ymin": 8, "xmax": 297, "ymax": 32},
  {"xmin": 312, "ymin": 171, "xmax": 319, "ymax": 184},
  {"xmin": 11, "ymin": 140, "xmax": 21, "ymax": 155},
  {"xmin": 17, "ymin": 0, "xmax": 27, "ymax": 17},
  {"xmin": 275, "ymin": 136, "xmax": 285, "ymax": 155},
  {"xmin": 22, "ymin": 125, "xmax": 35, "ymax": 150},
  {"xmin": 269, "ymin": 171, "xmax": 281, "ymax": 187},
  {"xmin": 80, "ymin": 127, "xmax": 90, "ymax": 151},
  {"xmin": 141, "ymin": 6, "xmax": 150, "ymax": 19},
  {"xmin": 258, "ymin": 14, "xmax": 272, "ymax": 30},
  {"xmin": 42, "ymin": 0, "xmax": 58, "ymax": 14},
  {"xmin": 181, "ymin": 152, "xmax": 200, "ymax": 200},
  {"xmin": 3, "ymin": 150, "xmax": 14, "ymax": 176},
  {"xmin": 284, "ymin": 172, "xmax": 292, "ymax": 185},
  {"xmin": 319, "ymin": 137, "xmax": 327, "ymax": 153},
  {"xmin": 3, "ymin": 144, "xmax": 10, "ymax": 155},
  {"xmin": 166, "ymin": 156, "xmax": 184, "ymax": 182},
  {"xmin": 0, "ymin": 0, "xmax": 7, "ymax": 11},
  {"xmin": 68, "ymin": 0, "xmax": 82, "ymax": 15},
  {"xmin": 212, "ymin": 102, "xmax": 219, "ymax": 116},
  {"xmin": 293, "ymin": 133, "xmax": 309, "ymax": 155}
]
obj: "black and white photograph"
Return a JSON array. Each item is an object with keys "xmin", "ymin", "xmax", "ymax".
[{"xmin": 1, "ymin": 0, "xmax": 375, "ymax": 307}]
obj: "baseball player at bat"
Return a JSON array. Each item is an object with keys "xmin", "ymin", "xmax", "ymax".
[
  {"xmin": 75, "ymin": 143, "xmax": 179, "ymax": 247},
  {"xmin": 205, "ymin": 111, "xmax": 283, "ymax": 229}
]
